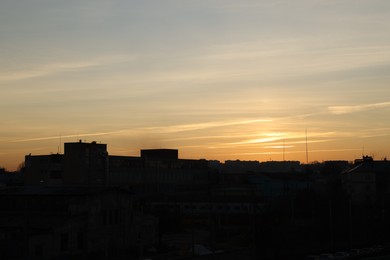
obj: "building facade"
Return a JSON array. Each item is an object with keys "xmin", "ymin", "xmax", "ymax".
[
  {"xmin": 0, "ymin": 186, "xmax": 158, "ymax": 259},
  {"xmin": 24, "ymin": 141, "xmax": 211, "ymax": 193},
  {"xmin": 343, "ymin": 156, "xmax": 390, "ymax": 205}
]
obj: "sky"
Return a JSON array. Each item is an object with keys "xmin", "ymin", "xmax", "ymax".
[{"xmin": 1, "ymin": 0, "xmax": 390, "ymax": 170}]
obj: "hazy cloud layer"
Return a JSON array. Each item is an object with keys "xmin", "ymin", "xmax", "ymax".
[
  {"xmin": 1, "ymin": 0, "xmax": 390, "ymax": 169},
  {"xmin": 329, "ymin": 101, "xmax": 390, "ymax": 114}
]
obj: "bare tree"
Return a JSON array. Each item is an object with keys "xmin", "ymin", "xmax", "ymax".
[{"xmin": 17, "ymin": 162, "xmax": 25, "ymax": 172}]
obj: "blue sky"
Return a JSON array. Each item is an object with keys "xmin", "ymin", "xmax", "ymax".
[{"xmin": 1, "ymin": 0, "xmax": 390, "ymax": 170}]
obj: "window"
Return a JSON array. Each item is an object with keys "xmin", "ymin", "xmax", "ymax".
[
  {"xmin": 35, "ymin": 244, "xmax": 43, "ymax": 257},
  {"xmin": 102, "ymin": 210, "xmax": 107, "ymax": 225},
  {"xmin": 108, "ymin": 210, "xmax": 113, "ymax": 225},
  {"xmin": 77, "ymin": 231, "xmax": 84, "ymax": 250},
  {"xmin": 60, "ymin": 233, "xmax": 69, "ymax": 251},
  {"xmin": 50, "ymin": 170, "xmax": 62, "ymax": 179},
  {"xmin": 114, "ymin": 209, "xmax": 119, "ymax": 224}
]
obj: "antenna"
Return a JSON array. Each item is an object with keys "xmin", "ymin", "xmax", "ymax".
[
  {"xmin": 305, "ymin": 128, "xmax": 309, "ymax": 164},
  {"xmin": 283, "ymin": 139, "xmax": 285, "ymax": 161},
  {"xmin": 59, "ymin": 134, "xmax": 62, "ymax": 154}
]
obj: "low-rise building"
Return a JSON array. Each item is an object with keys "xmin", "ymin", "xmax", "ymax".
[
  {"xmin": 248, "ymin": 172, "xmax": 312, "ymax": 199},
  {"xmin": 0, "ymin": 186, "xmax": 158, "ymax": 259},
  {"xmin": 24, "ymin": 141, "xmax": 212, "ymax": 192},
  {"xmin": 24, "ymin": 153, "xmax": 63, "ymax": 186},
  {"xmin": 343, "ymin": 156, "xmax": 390, "ymax": 205}
]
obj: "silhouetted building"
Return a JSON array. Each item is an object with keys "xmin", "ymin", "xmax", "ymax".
[
  {"xmin": 24, "ymin": 141, "xmax": 212, "ymax": 192},
  {"xmin": 141, "ymin": 149, "xmax": 178, "ymax": 160},
  {"xmin": 215, "ymin": 160, "xmax": 303, "ymax": 174},
  {"xmin": 24, "ymin": 153, "xmax": 63, "ymax": 186},
  {"xmin": 223, "ymin": 160, "xmax": 261, "ymax": 173},
  {"xmin": 108, "ymin": 155, "xmax": 144, "ymax": 187},
  {"xmin": 258, "ymin": 161, "xmax": 302, "ymax": 173},
  {"xmin": 109, "ymin": 155, "xmax": 210, "ymax": 193},
  {"xmin": 24, "ymin": 141, "xmax": 109, "ymax": 186},
  {"xmin": 343, "ymin": 156, "xmax": 390, "ymax": 204},
  {"xmin": 321, "ymin": 160, "xmax": 350, "ymax": 175},
  {"xmin": 0, "ymin": 171, "xmax": 24, "ymax": 187},
  {"xmin": 0, "ymin": 186, "xmax": 158, "ymax": 259},
  {"xmin": 248, "ymin": 172, "xmax": 312, "ymax": 198},
  {"xmin": 63, "ymin": 141, "xmax": 108, "ymax": 186}
]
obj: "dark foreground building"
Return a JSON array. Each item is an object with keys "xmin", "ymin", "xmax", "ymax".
[
  {"xmin": 24, "ymin": 141, "xmax": 211, "ymax": 193},
  {"xmin": 0, "ymin": 186, "xmax": 158, "ymax": 259},
  {"xmin": 343, "ymin": 156, "xmax": 390, "ymax": 205}
]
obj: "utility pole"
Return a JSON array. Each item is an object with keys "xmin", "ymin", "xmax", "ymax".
[{"xmin": 305, "ymin": 129, "xmax": 309, "ymax": 164}]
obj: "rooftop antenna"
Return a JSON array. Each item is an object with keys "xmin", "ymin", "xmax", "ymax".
[
  {"xmin": 305, "ymin": 128, "xmax": 309, "ymax": 164},
  {"xmin": 59, "ymin": 134, "xmax": 62, "ymax": 154},
  {"xmin": 57, "ymin": 134, "xmax": 61, "ymax": 154}
]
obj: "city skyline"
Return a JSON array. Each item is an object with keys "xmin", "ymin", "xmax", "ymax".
[{"xmin": 1, "ymin": 0, "xmax": 390, "ymax": 170}]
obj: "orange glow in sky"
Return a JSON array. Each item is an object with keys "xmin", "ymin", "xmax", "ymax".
[{"xmin": 1, "ymin": 1, "xmax": 390, "ymax": 170}]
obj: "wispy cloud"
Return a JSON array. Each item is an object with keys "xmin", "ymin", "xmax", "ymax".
[
  {"xmin": 328, "ymin": 101, "xmax": 390, "ymax": 115},
  {"xmin": 306, "ymin": 148, "xmax": 363, "ymax": 154},
  {"xmin": 142, "ymin": 118, "xmax": 272, "ymax": 134},
  {"xmin": 9, "ymin": 118, "xmax": 272, "ymax": 143},
  {"xmin": 229, "ymin": 148, "xmax": 361, "ymax": 156},
  {"xmin": 359, "ymin": 128, "xmax": 390, "ymax": 138},
  {"xmin": 232, "ymin": 130, "xmax": 335, "ymax": 146},
  {"xmin": 233, "ymin": 137, "xmax": 283, "ymax": 145},
  {"xmin": 10, "ymin": 130, "xmax": 127, "ymax": 143},
  {"xmin": 0, "ymin": 55, "xmax": 133, "ymax": 82},
  {"xmin": 264, "ymin": 145, "xmax": 294, "ymax": 149}
]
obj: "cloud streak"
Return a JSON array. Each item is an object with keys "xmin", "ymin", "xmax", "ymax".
[
  {"xmin": 10, "ymin": 130, "xmax": 127, "ymax": 143},
  {"xmin": 329, "ymin": 101, "xmax": 390, "ymax": 115},
  {"xmin": 229, "ymin": 148, "xmax": 362, "ymax": 156},
  {"xmin": 0, "ymin": 55, "xmax": 133, "ymax": 82},
  {"xmin": 142, "ymin": 118, "xmax": 272, "ymax": 134},
  {"xmin": 9, "ymin": 118, "xmax": 272, "ymax": 143}
]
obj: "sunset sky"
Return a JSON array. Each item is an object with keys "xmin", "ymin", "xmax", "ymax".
[{"xmin": 1, "ymin": 0, "xmax": 390, "ymax": 170}]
